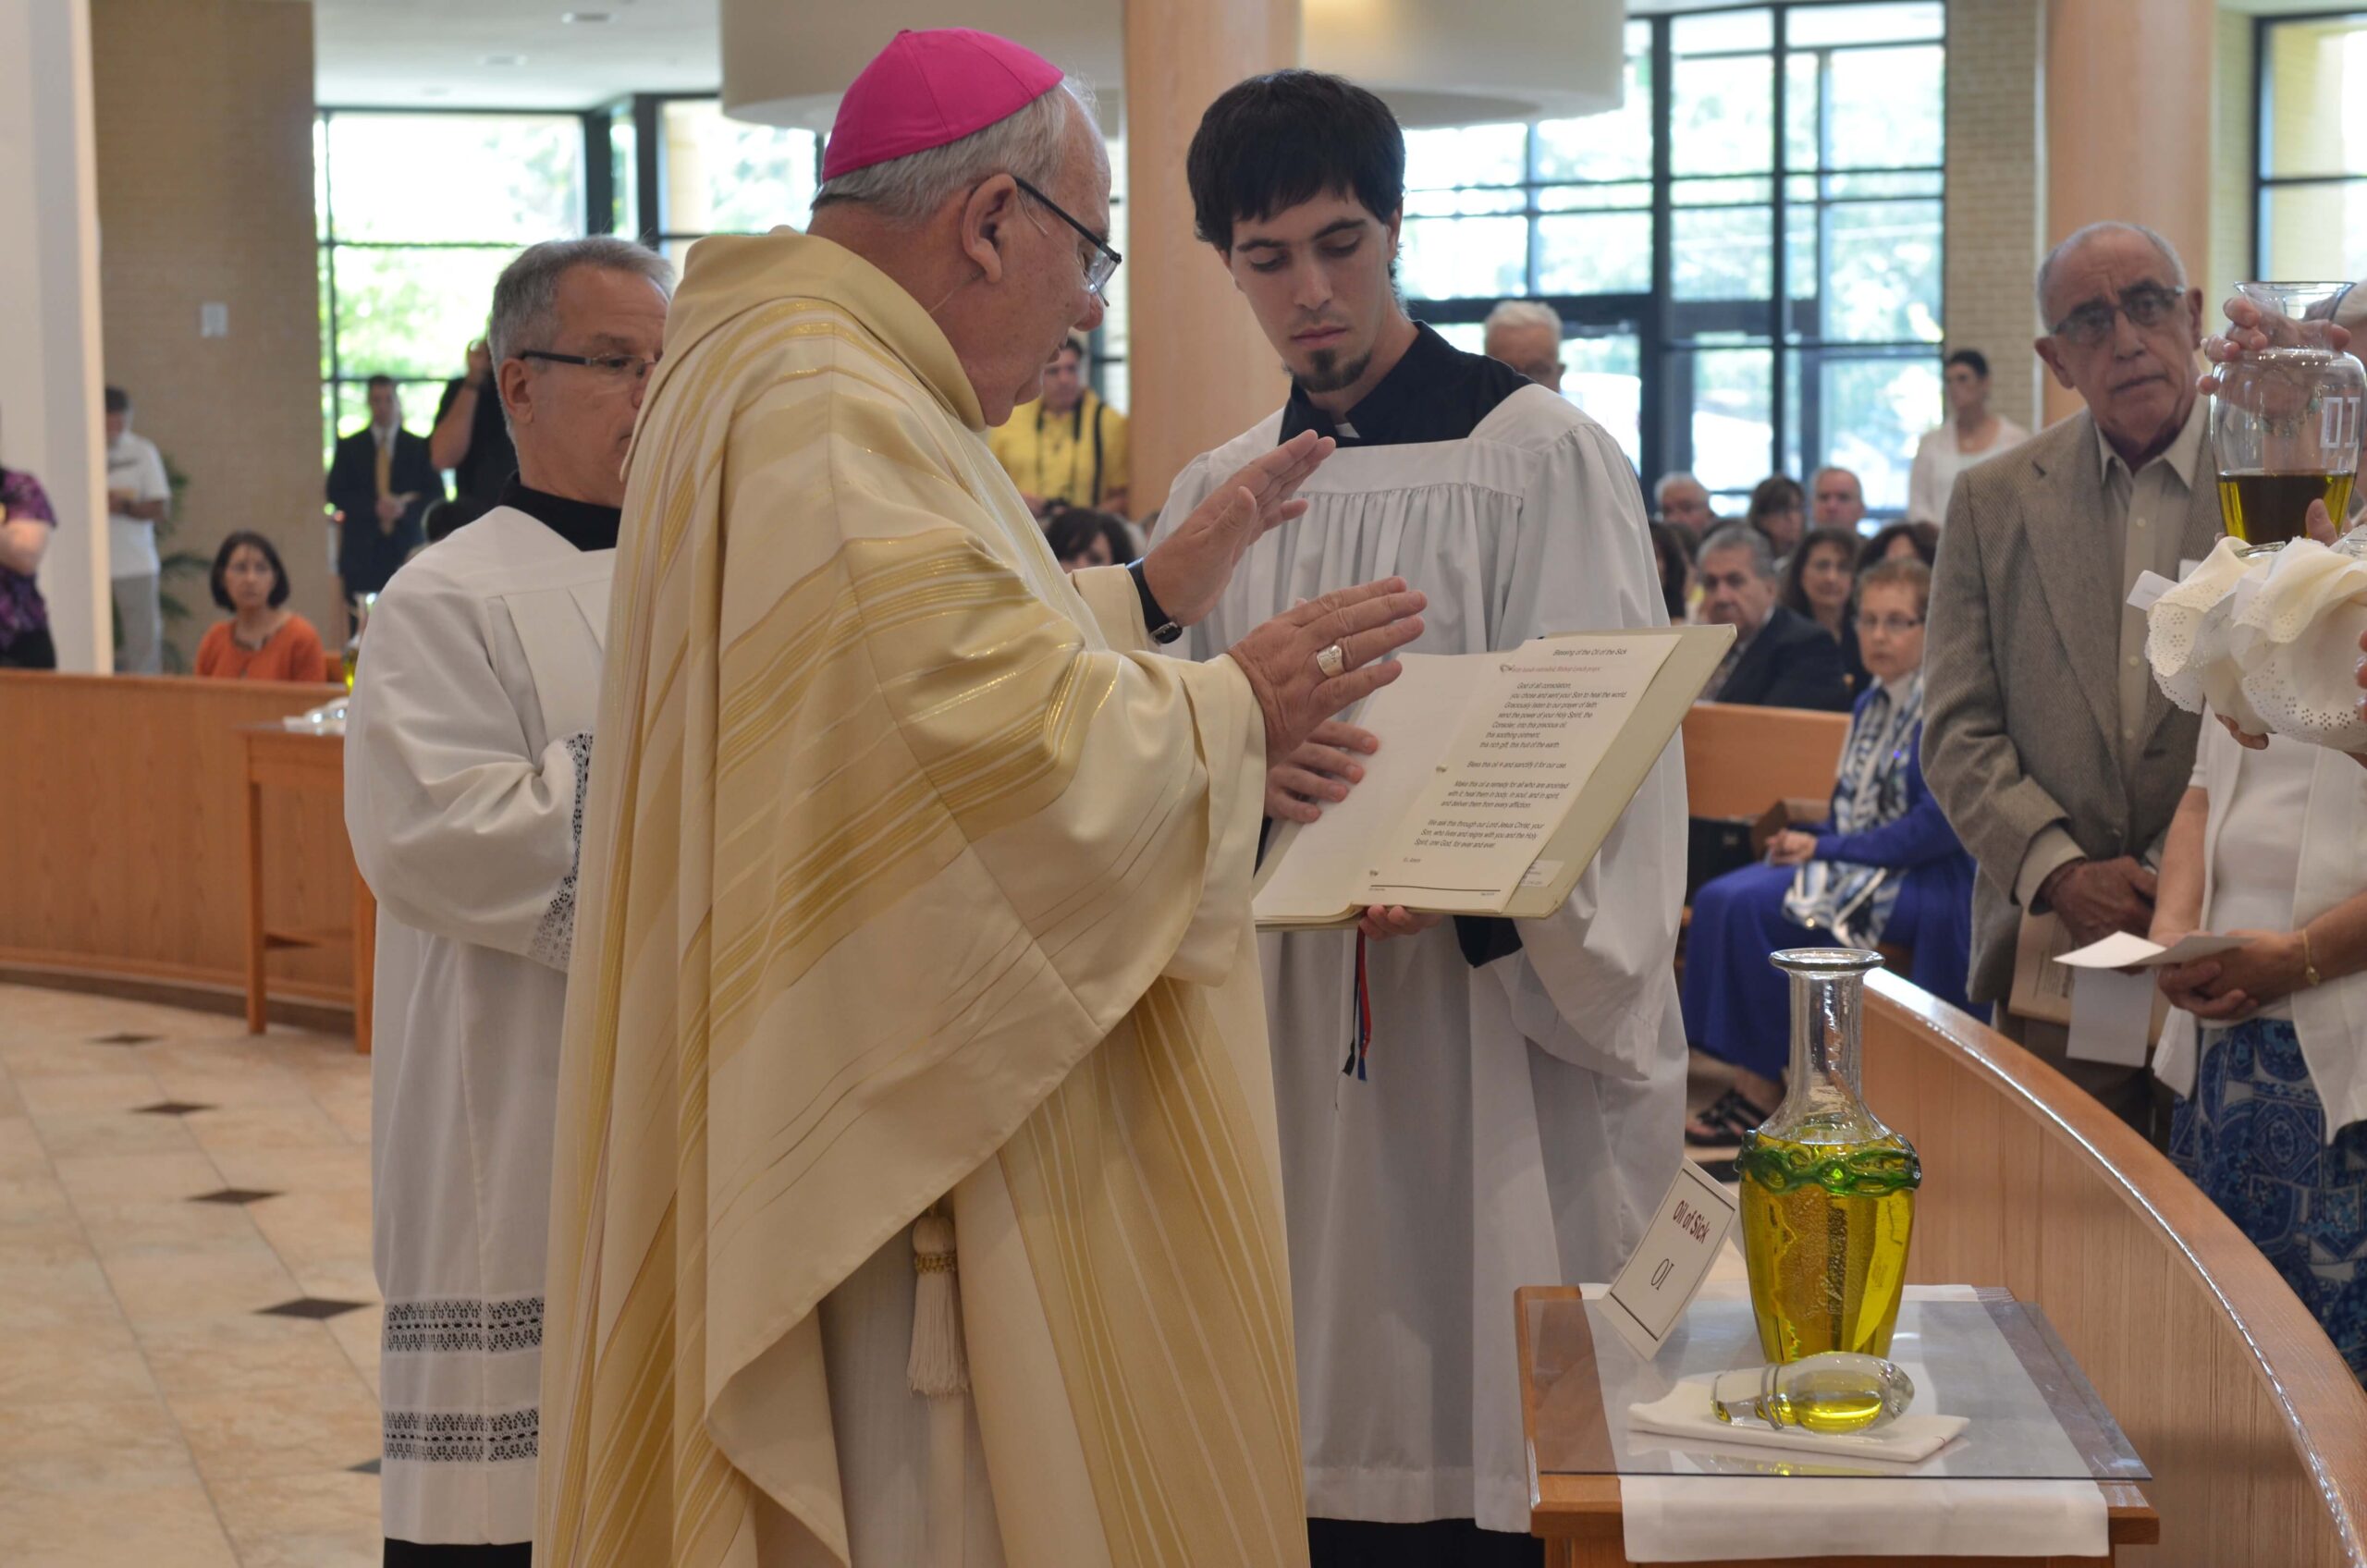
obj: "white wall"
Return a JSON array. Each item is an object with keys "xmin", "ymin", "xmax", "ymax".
[{"xmin": 0, "ymin": 0, "xmax": 107, "ymax": 671}]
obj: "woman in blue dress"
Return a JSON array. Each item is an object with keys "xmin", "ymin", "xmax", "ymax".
[{"xmin": 1683, "ymin": 557, "xmax": 1976, "ymax": 1144}]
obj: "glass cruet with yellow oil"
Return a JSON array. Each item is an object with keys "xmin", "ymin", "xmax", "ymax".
[{"xmin": 1736, "ymin": 948, "xmax": 1921, "ymax": 1364}]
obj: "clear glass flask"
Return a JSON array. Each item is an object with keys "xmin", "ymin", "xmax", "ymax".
[{"xmin": 1736, "ymin": 949, "xmax": 1921, "ymax": 1363}]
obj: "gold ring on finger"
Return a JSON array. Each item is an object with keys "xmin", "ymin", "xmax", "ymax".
[{"xmin": 1316, "ymin": 642, "xmax": 1347, "ymax": 679}]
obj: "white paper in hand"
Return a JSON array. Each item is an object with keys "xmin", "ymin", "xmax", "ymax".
[
  {"xmin": 1602, "ymin": 1161, "xmax": 1738, "ymax": 1360},
  {"xmin": 2056, "ymin": 931, "xmax": 2250, "ymax": 969}
]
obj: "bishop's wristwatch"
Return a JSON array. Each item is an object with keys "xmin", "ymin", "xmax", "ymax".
[{"xmin": 1126, "ymin": 557, "xmax": 1183, "ymax": 644}]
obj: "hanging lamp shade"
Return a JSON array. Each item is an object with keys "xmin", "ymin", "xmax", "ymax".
[{"xmin": 719, "ymin": 0, "xmax": 1624, "ymax": 134}]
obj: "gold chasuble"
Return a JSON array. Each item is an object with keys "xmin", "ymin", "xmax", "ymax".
[{"xmin": 534, "ymin": 229, "xmax": 1306, "ymax": 1568}]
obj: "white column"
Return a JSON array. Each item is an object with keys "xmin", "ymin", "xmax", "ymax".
[{"xmin": 0, "ymin": 0, "xmax": 108, "ymax": 671}]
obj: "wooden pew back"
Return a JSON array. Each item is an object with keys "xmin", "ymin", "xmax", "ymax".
[
  {"xmin": 1865, "ymin": 973, "xmax": 2367, "ymax": 1566},
  {"xmin": 1681, "ymin": 701, "xmax": 1851, "ymax": 819},
  {"xmin": 0, "ymin": 672, "xmax": 353, "ymax": 1003}
]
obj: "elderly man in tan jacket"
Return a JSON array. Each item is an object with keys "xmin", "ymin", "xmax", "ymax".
[{"xmin": 1921, "ymin": 221, "xmax": 2220, "ymax": 1139}]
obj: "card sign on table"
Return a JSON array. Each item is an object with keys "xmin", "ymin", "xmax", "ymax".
[{"xmin": 1601, "ymin": 1159, "xmax": 1738, "ymax": 1359}]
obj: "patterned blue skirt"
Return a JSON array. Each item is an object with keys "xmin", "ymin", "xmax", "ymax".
[{"xmin": 2170, "ymin": 1018, "xmax": 2367, "ymax": 1384}]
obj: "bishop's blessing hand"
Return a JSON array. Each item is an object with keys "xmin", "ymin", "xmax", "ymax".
[
  {"xmin": 1229, "ymin": 578, "xmax": 1426, "ymax": 766},
  {"xmin": 1140, "ymin": 430, "xmax": 1336, "ymax": 628}
]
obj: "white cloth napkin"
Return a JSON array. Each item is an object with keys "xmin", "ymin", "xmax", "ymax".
[
  {"xmin": 2146, "ymin": 533, "xmax": 2367, "ymax": 750},
  {"xmin": 1625, "ymin": 1378, "xmax": 1966, "ymax": 1464},
  {"xmin": 1619, "ymin": 1476, "xmax": 2111, "ymax": 1562}
]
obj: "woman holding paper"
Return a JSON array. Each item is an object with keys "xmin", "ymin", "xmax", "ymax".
[
  {"xmin": 2149, "ymin": 720, "xmax": 2367, "ymax": 1381},
  {"xmin": 1682, "ymin": 559, "xmax": 1976, "ymax": 1144}
]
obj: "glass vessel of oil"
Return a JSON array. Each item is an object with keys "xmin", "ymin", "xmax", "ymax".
[
  {"xmin": 1711, "ymin": 1353, "xmax": 1915, "ymax": 1436},
  {"xmin": 2212, "ymin": 280, "xmax": 2366, "ymax": 554},
  {"xmin": 1737, "ymin": 948, "xmax": 1920, "ymax": 1363}
]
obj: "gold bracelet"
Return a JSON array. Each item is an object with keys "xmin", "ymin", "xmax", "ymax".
[{"xmin": 2302, "ymin": 926, "xmax": 2324, "ymax": 989}]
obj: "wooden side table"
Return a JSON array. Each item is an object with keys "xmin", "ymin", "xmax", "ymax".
[
  {"xmin": 240, "ymin": 725, "xmax": 373, "ymax": 1054},
  {"xmin": 1516, "ymin": 1285, "xmax": 2160, "ymax": 1567}
]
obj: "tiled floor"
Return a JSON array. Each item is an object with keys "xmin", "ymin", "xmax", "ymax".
[
  {"xmin": 0, "ymin": 984, "xmax": 378, "ymax": 1568},
  {"xmin": 0, "ymin": 978, "xmax": 1744, "ymax": 1566}
]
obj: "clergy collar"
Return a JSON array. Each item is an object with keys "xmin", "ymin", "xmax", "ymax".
[
  {"xmin": 1277, "ymin": 322, "xmax": 1529, "ymax": 447},
  {"xmin": 500, "ymin": 474, "xmax": 621, "ymax": 554}
]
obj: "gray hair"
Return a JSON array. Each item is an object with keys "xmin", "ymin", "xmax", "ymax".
[
  {"xmin": 1654, "ymin": 471, "xmax": 1706, "ymax": 505},
  {"xmin": 813, "ymin": 78, "xmax": 1099, "ymax": 225},
  {"xmin": 1484, "ymin": 299, "xmax": 1564, "ymax": 337},
  {"xmin": 488, "ymin": 236, "xmax": 676, "ymax": 367},
  {"xmin": 1699, "ymin": 522, "xmax": 1777, "ymax": 581},
  {"xmin": 2034, "ymin": 221, "xmax": 2188, "ymax": 325}
]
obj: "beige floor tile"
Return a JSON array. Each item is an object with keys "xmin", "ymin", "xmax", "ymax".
[
  {"xmin": 326, "ymin": 1303, "xmax": 383, "ymax": 1398},
  {"xmin": 0, "ymin": 1116, "xmax": 54, "ymax": 1178},
  {"xmin": 205, "ymin": 1145, "xmax": 372, "ymax": 1196},
  {"xmin": 245, "ymin": 1184, "xmax": 373, "ymax": 1249},
  {"xmin": 206, "ymin": 1469, "xmax": 382, "ymax": 1568},
  {"xmin": 135, "ymin": 1313, "xmax": 370, "ymax": 1401},
  {"xmin": 0, "ymin": 1171, "xmax": 80, "ymax": 1231},
  {"xmin": 102, "ymin": 1243, "xmax": 300, "ymax": 1323},
  {"xmin": 0, "ymin": 1257, "xmax": 121, "ymax": 1331},
  {"xmin": 13, "ymin": 1070, "xmax": 165, "ymax": 1119},
  {"xmin": 171, "ymin": 1376, "xmax": 384, "ymax": 1484},
  {"xmin": 286, "ymin": 1256, "xmax": 381, "ymax": 1306},
  {"xmin": 313, "ymin": 1089, "xmax": 374, "ymax": 1145},
  {"xmin": 143, "ymin": 1060, "xmax": 316, "ymax": 1109},
  {"xmin": 0, "ymin": 1480, "xmax": 241, "ymax": 1567},
  {"xmin": 135, "ymin": 1035, "xmax": 297, "ymax": 1076},
  {"xmin": 0, "ymin": 1393, "xmax": 196, "ymax": 1494},
  {"xmin": 186, "ymin": 1100, "xmax": 350, "ymax": 1159},
  {"xmin": 0, "ymin": 1038, "xmax": 130, "ymax": 1079},
  {"xmin": 49, "ymin": 1149, "xmax": 224, "ymax": 1203},
  {"xmin": 0, "ymin": 1321, "xmax": 155, "ymax": 1406},
  {"xmin": 34, "ymin": 1108, "xmax": 201, "ymax": 1162},
  {"xmin": 76, "ymin": 1193, "xmax": 264, "ymax": 1256},
  {"xmin": 0, "ymin": 1220, "xmax": 100, "ymax": 1271},
  {"xmin": 0, "ymin": 988, "xmax": 389, "ymax": 1556}
]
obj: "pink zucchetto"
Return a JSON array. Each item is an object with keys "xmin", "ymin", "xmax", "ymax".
[{"xmin": 821, "ymin": 28, "xmax": 1066, "ymax": 184}]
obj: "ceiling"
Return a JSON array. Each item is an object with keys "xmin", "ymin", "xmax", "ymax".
[
  {"xmin": 308, "ymin": 0, "xmax": 723, "ymax": 110},
  {"xmin": 305, "ymin": 0, "xmax": 2325, "ymax": 113}
]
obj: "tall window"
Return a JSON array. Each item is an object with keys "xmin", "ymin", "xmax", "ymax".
[
  {"xmin": 629, "ymin": 98, "xmax": 819, "ymax": 257},
  {"xmin": 316, "ymin": 100, "xmax": 819, "ymax": 463},
  {"xmin": 1397, "ymin": 2, "xmax": 1944, "ymax": 519},
  {"xmin": 315, "ymin": 110, "xmax": 585, "ymax": 460},
  {"xmin": 2256, "ymin": 12, "xmax": 2367, "ymax": 280}
]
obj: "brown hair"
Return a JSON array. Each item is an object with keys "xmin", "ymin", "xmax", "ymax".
[
  {"xmin": 1856, "ymin": 557, "xmax": 1932, "ymax": 619},
  {"xmin": 1779, "ymin": 525, "xmax": 1860, "ymax": 619}
]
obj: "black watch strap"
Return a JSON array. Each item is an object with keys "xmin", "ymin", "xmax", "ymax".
[{"xmin": 1126, "ymin": 557, "xmax": 1184, "ymax": 644}]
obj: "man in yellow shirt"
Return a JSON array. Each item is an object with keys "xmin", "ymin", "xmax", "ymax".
[{"xmin": 988, "ymin": 336, "xmax": 1130, "ymax": 515}]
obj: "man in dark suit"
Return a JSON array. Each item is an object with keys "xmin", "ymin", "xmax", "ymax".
[
  {"xmin": 326, "ymin": 374, "xmax": 444, "ymax": 613},
  {"xmin": 1694, "ymin": 522, "xmax": 1851, "ymax": 711}
]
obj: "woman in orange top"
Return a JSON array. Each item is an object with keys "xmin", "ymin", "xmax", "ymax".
[{"xmin": 194, "ymin": 531, "xmax": 332, "ymax": 682}]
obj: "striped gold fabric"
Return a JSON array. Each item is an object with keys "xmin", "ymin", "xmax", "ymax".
[{"xmin": 535, "ymin": 229, "xmax": 1301, "ymax": 1568}]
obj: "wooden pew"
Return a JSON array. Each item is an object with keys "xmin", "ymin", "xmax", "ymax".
[
  {"xmin": 1680, "ymin": 700, "xmax": 1851, "ymax": 820},
  {"xmin": 0, "ymin": 672, "xmax": 355, "ymax": 1014},
  {"xmin": 1866, "ymin": 972, "xmax": 2367, "ymax": 1565}
]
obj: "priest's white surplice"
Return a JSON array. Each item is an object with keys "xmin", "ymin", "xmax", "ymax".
[
  {"xmin": 1162, "ymin": 387, "xmax": 1688, "ymax": 1534},
  {"xmin": 344, "ymin": 506, "xmax": 609, "ymax": 1546}
]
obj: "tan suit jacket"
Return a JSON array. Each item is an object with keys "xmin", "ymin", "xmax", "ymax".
[{"xmin": 1919, "ymin": 406, "xmax": 2219, "ymax": 1004}]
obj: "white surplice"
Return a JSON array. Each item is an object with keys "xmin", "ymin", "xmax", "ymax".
[
  {"xmin": 1162, "ymin": 379, "xmax": 1688, "ymax": 1534},
  {"xmin": 344, "ymin": 506, "xmax": 610, "ymax": 1546}
]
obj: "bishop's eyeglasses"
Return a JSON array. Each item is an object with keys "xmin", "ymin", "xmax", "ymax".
[{"xmin": 1011, "ymin": 174, "xmax": 1122, "ymax": 299}]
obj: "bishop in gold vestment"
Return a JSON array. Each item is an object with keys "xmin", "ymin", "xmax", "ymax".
[{"xmin": 534, "ymin": 30, "xmax": 1427, "ymax": 1568}]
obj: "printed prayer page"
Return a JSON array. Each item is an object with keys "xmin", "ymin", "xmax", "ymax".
[{"xmin": 1360, "ymin": 638, "xmax": 1674, "ymax": 913}]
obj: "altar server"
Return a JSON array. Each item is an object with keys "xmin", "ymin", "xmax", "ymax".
[
  {"xmin": 343, "ymin": 236, "xmax": 672, "ymax": 1564},
  {"xmin": 1162, "ymin": 71, "xmax": 1688, "ymax": 1566},
  {"xmin": 532, "ymin": 31, "xmax": 1427, "ymax": 1568}
]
